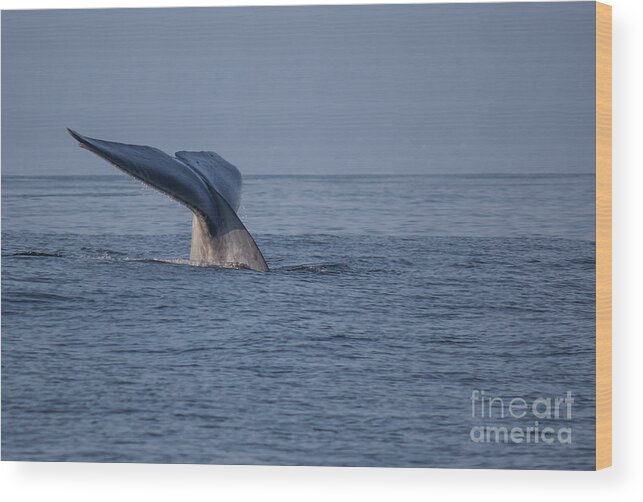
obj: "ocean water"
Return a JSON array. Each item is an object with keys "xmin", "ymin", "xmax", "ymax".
[{"xmin": 1, "ymin": 173, "xmax": 595, "ymax": 469}]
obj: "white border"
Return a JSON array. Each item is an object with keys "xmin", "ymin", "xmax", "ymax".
[{"xmin": 1, "ymin": 1, "xmax": 642, "ymax": 501}]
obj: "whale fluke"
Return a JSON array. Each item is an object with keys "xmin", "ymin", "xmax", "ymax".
[{"xmin": 68, "ymin": 129, "xmax": 269, "ymax": 272}]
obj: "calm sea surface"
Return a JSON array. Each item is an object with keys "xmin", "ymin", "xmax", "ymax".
[{"xmin": 2, "ymin": 173, "xmax": 595, "ymax": 468}]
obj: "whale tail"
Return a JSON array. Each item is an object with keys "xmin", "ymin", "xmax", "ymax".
[{"xmin": 68, "ymin": 129, "xmax": 269, "ymax": 272}]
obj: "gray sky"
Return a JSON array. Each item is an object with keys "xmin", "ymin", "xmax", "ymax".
[{"xmin": 2, "ymin": 3, "xmax": 595, "ymax": 175}]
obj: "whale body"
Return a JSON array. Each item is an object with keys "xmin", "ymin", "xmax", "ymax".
[{"xmin": 68, "ymin": 129, "xmax": 269, "ymax": 272}]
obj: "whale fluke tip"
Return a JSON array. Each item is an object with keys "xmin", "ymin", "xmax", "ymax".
[{"xmin": 67, "ymin": 128, "xmax": 83, "ymax": 142}]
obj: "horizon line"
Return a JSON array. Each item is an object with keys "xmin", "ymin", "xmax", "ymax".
[{"xmin": 1, "ymin": 172, "xmax": 596, "ymax": 178}]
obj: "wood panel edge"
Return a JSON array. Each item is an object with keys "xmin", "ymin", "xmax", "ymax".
[{"xmin": 595, "ymin": 0, "xmax": 612, "ymax": 471}]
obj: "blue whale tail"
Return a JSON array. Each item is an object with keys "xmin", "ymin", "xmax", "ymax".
[{"xmin": 68, "ymin": 129, "xmax": 269, "ymax": 272}]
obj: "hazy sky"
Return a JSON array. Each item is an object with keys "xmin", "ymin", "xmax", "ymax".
[{"xmin": 2, "ymin": 3, "xmax": 595, "ymax": 175}]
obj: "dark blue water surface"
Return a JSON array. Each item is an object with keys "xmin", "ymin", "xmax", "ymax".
[{"xmin": 2, "ymin": 174, "xmax": 595, "ymax": 468}]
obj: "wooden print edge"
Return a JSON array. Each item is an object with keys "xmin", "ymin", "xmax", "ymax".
[{"xmin": 595, "ymin": 1, "xmax": 612, "ymax": 471}]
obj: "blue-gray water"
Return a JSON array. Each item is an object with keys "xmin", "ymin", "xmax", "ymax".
[{"xmin": 2, "ymin": 173, "xmax": 595, "ymax": 469}]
